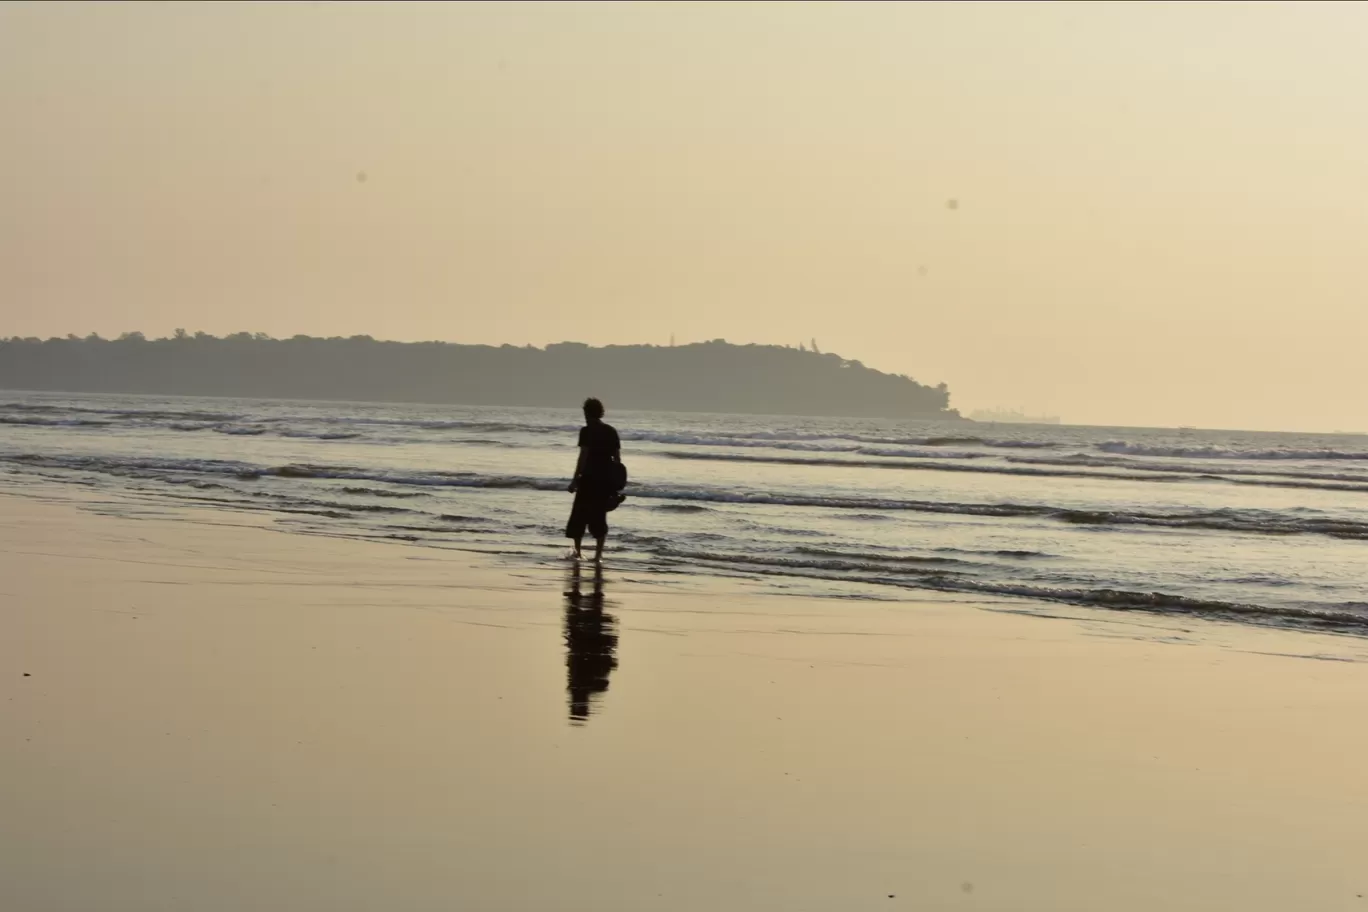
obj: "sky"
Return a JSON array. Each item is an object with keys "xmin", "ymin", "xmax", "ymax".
[{"xmin": 3, "ymin": 1, "xmax": 1366, "ymax": 431}]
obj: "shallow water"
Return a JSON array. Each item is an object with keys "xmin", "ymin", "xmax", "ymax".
[{"xmin": 3, "ymin": 391, "xmax": 1366, "ymax": 634}]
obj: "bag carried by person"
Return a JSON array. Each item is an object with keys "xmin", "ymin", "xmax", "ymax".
[{"xmin": 606, "ymin": 461, "xmax": 628, "ymax": 512}]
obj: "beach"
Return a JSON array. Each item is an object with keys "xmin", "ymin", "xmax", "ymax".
[
  {"xmin": 6, "ymin": 491, "xmax": 1368, "ymax": 911},
  {"xmin": 8, "ymin": 0, "xmax": 1368, "ymax": 905}
]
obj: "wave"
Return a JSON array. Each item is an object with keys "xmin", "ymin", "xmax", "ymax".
[
  {"xmin": 660, "ymin": 450, "xmax": 1368, "ymax": 494},
  {"xmin": 2, "ymin": 407, "xmax": 369, "ymax": 442},
  {"xmin": 1, "ymin": 452, "xmax": 566, "ymax": 493},
  {"xmin": 656, "ymin": 548, "xmax": 961, "ymax": 578},
  {"xmin": 0, "ymin": 416, "xmax": 116, "ymax": 427},
  {"xmin": 293, "ymin": 417, "xmax": 1060, "ymax": 452},
  {"xmin": 637, "ymin": 487, "xmax": 1368, "ymax": 540},
  {"xmin": 934, "ymin": 580, "xmax": 1368, "ymax": 634},
  {"xmin": 613, "ymin": 428, "xmax": 1059, "ymax": 452},
  {"xmin": 7, "ymin": 424, "xmax": 1367, "ymax": 636},
  {"xmin": 0, "ymin": 402, "xmax": 65, "ymax": 412},
  {"xmin": 199, "ymin": 424, "xmax": 360, "ymax": 440},
  {"xmin": 1098, "ymin": 442, "xmax": 1368, "ymax": 461},
  {"xmin": 10, "ymin": 399, "xmax": 1368, "ymax": 471},
  {"xmin": 10, "ymin": 452, "xmax": 1368, "ymax": 541},
  {"xmin": 7, "ymin": 453, "xmax": 258, "ymax": 478},
  {"xmin": 659, "ymin": 449, "xmax": 1189, "ymax": 483},
  {"xmin": 649, "ymin": 545, "xmax": 1368, "ymax": 633},
  {"xmin": 341, "ymin": 486, "xmax": 428, "ymax": 498},
  {"xmin": 245, "ymin": 462, "xmax": 572, "ymax": 492},
  {"xmin": 306, "ymin": 500, "xmax": 412, "ymax": 514},
  {"xmin": 792, "ymin": 546, "xmax": 965, "ymax": 566},
  {"xmin": 311, "ymin": 417, "xmax": 574, "ymax": 435},
  {"xmin": 953, "ymin": 583, "xmax": 1368, "ymax": 634},
  {"xmin": 0, "ymin": 402, "xmax": 242, "ymax": 423},
  {"xmin": 1006, "ymin": 453, "xmax": 1368, "ymax": 485},
  {"xmin": 323, "ymin": 472, "xmax": 1368, "ymax": 539},
  {"xmin": 279, "ymin": 430, "xmax": 362, "ymax": 441},
  {"xmin": 2, "ymin": 400, "xmax": 1069, "ymax": 452}
]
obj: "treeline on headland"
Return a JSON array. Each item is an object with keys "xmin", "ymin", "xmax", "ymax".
[{"xmin": 0, "ymin": 332, "xmax": 958, "ymax": 419}]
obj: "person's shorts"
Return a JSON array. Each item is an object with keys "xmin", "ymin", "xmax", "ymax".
[{"xmin": 565, "ymin": 488, "xmax": 610, "ymax": 540}]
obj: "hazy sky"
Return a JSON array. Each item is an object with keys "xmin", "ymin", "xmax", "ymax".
[{"xmin": 3, "ymin": 1, "xmax": 1366, "ymax": 430}]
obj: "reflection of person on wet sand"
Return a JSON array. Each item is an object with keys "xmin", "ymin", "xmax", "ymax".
[{"xmin": 564, "ymin": 561, "xmax": 618, "ymax": 724}]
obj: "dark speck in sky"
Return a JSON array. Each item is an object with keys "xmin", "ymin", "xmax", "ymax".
[{"xmin": 356, "ymin": 171, "xmax": 368, "ymax": 184}]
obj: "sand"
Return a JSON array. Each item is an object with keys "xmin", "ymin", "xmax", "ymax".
[{"xmin": 5, "ymin": 492, "xmax": 1368, "ymax": 911}]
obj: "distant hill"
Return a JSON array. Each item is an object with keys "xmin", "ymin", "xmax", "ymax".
[{"xmin": 0, "ymin": 333, "xmax": 958, "ymax": 420}]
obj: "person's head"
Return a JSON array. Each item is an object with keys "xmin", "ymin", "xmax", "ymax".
[{"xmin": 583, "ymin": 397, "xmax": 605, "ymax": 423}]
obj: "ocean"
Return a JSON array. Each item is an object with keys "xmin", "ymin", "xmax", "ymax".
[{"xmin": 3, "ymin": 391, "xmax": 1366, "ymax": 635}]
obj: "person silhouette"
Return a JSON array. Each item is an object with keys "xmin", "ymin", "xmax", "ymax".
[
  {"xmin": 565, "ymin": 397, "xmax": 621, "ymax": 563},
  {"xmin": 563, "ymin": 561, "xmax": 618, "ymax": 724}
]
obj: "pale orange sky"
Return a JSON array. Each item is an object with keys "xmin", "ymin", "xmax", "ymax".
[{"xmin": 3, "ymin": 1, "xmax": 1366, "ymax": 431}]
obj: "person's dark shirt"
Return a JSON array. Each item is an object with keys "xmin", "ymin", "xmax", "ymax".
[{"xmin": 578, "ymin": 421, "xmax": 620, "ymax": 488}]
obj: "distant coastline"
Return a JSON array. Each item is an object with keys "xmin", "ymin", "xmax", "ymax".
[{"xmin": 0, "ymin": 333, "xmax": 960, "ymax": 421}]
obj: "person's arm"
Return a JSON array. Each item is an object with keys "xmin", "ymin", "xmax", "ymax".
[{"xmin": 569, "ymin": 438, "xmax": 587, "ymax": 492}]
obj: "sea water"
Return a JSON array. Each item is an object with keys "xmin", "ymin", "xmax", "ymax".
[{"xmin": 3, "ymin": 391, "xmax": 1366, "ymax": 634}]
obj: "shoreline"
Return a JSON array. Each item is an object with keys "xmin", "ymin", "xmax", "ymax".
[{"xmin": 6, "ymin": 492, "xmax": 1368, "ymax": 910}]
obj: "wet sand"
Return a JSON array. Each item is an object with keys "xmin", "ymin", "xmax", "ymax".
[{"xmin": 5, "ymin": 494, "xmax": 1368, "ymax": 911}]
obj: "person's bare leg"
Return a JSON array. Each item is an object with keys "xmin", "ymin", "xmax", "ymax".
[
  {"xmin": 572, "ymin": 535, "xmax": 584, "ymax": 559},
  {"xmin": 593, "ymin": 535, "xmax": 605, "ymax": 564}
]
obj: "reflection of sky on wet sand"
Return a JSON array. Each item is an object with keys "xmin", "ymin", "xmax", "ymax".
[{"xmin": 10, "ymin": 497, "xmax": 1368, "ymax": 911}]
